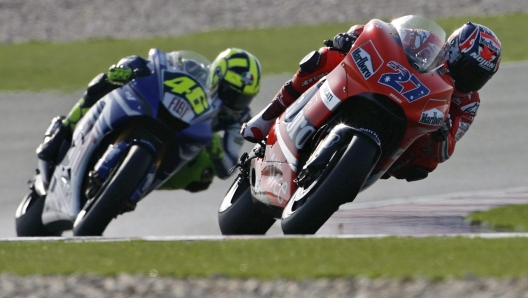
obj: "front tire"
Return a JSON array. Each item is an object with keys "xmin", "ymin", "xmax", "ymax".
[
  {"xmin": 281, "ymin": 134, "xmax": 380, "ymax": 234},
  {"xmin": 218, "ymin": 177, "xmax": 276, "ymax": 235},
  {"xmin": 73, "ymin": 145, "xmax": 153, "ymax": 236},
  {"xmin": 15, "ymin": 191, "xmax": 61, "ymax": 237}
]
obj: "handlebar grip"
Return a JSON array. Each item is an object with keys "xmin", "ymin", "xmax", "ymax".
[{"xmin": 323, "ymin": 39, "xmax": 334, "ymax": 47}]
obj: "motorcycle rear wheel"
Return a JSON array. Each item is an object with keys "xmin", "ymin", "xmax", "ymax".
[
  {"xmin": 15, "ymin": 191, "xmax": 62, "ymax": 237},
  {"xmin": 218, "ymin": 177, "xmax": 276, "ymax": 235},
  {"xmin": 281, "ymin": 134, "xmax": 379, "ymax": 234},
  {"xmin": 73, "ymin": 145, "xmax": 153, "ymax": 236}
]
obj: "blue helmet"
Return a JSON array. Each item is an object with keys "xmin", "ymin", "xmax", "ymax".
[{"xmin": 443, "ymin": 22, "xmax": 501, "ymax": 93}]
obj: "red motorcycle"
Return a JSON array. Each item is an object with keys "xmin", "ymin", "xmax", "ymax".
[{"xmin": 218, "ymin": 15, "xmax": 454, "ymax": 235}]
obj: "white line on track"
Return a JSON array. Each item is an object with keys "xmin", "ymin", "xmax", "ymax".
[{"xmin": 5, "ymin": 233, "xmax": 528, "ymax": 242}]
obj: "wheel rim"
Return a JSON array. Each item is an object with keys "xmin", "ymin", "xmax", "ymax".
[
  {"xmin": 283, "ymin": 171, "xmax": 321, "ymax": 218},
  {"xmin": 15, "ymin": 192, "xmax": 38, "ymax": 218},
  {"xmin": 283, "ymin": 148, "xmax": 344, "ymax": 219}
]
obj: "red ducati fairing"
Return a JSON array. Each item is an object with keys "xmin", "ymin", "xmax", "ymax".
[{"xmin": 219, "ymin": 15, "xmax": 454, "ymax": 235}]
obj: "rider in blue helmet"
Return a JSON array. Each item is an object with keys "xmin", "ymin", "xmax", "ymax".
[{"xmin": 241, "ymin": 19, "xmax": 501, "ymax": 182}]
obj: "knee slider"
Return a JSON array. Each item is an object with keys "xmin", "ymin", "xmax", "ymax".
[{"xmin": 299, "ymin": 50, "xmax": 322, "ymax": 74}]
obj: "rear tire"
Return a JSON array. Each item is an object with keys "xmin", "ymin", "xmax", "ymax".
[
  {"xmin": 281, "ymin": 134, "xmax": 379, "ymax": 234},
  {"xmin": 73, "ymin": 145, "xmax": 153, "ymax": 236},
  {"xmin": 15, "ymin": 191, "xmax": 61, "ymax": 237},
  {"xmin": 218, "ymin": 177, "xmax": 276, "ymax": 235}
]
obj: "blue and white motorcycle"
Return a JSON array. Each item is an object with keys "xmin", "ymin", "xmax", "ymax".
[{"xmin": 15, "ymin": 49, "xmax": 219, "ymax": 236}]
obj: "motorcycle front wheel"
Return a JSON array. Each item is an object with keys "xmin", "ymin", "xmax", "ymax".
[
  {"xmin": 73, "ymin": 145, "xmax": 153, "ymax": 236},
  {"xmin": 218, "ymin": 177, "xmax": 276, "ymax": 235},
  {"xmin": 15, "ymin": 191, "xmax": 62, "ymax": 237},
  {"xmin": 281, "ymin": 134, "xmax": 380, "ymax": 234}
]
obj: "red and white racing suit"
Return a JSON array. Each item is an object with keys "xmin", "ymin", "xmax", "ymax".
[{"xmin": 244, "ymin": 25, "xmax": 480, "ymax": 181}]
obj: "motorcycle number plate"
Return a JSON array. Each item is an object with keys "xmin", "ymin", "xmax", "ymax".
[{"xmin": 163, "ymin": 72, "xmax": 210, "ymax": 120}]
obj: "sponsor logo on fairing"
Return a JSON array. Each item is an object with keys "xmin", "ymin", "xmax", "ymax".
[
  {"xmin": 166, "ymin": 96, "xmax": 191, "ymax": 118},
  {"xmin": 286, "ymin": 111, "xmax": 316, "ymax": 150},
  {"xmin": 420, "ymin": 108, "xmax": 444, "ymax": 125},
  {"xmin": 162, "ymin": 92, "xmax": 193, "ymax": 122},
  {"xmin": 419, "ymin": 99, "xmax": 448, "ymax": 126},
  {"xmin": 124, "ymin": 90, "xmax": 137, "ymax": 102},
  {"xmin": 389, "ymin": 93, "xmax": 402, "ymax": 103},
  {"xmin": 319, "ymin": 81, "xmax": 340, "ymax": 111},
  {"xmin": 301, "ymin": 72, "xmax": 328, "ymax": 87},
  {"xmin": 360, "ymin": 128, "xmax": 381, "ymax": 144},
  {"xmin": 266, "ymin": 153, "xmax": 288, "ymax": 204},
  {"xmin": 351, "ymin": 40, "xmax": 384, "ymax": 79}
]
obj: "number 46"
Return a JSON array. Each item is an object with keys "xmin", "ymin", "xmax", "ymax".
[{"xmin": 164, "ymin": 76, "xmax": 209, "ymax": 114}]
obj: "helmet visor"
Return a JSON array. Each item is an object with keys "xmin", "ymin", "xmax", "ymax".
[
  {"xmin": 219, "ymin": 84, "xmax": 255, "ymax": 111},
  {"xmin": 450, "ymin": 57, "xmax": 493, "ymax": 93}
]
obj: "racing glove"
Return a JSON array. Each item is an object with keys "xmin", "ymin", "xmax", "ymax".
[
  {"xmin": 332, "ymin": 33, "xmax": 357, "ymax": 53},
  {"xmin": 107, "ymin": 55, "xmax": 152, "ymax": 85}
]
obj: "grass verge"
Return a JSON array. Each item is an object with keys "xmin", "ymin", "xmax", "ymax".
[
  {"xmin": 466, "ymin": 204, "xmax": 528, "ymax": 232},
  {"xmin": 1, "ymin": 13, "xmax": 527, "ymax": 92},
  {"xmin": 2, "ymin": 237, "xmax": 528, "ymax": 279}
]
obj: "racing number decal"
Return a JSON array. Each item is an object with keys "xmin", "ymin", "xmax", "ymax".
[
  {"xmin": 164, "ymin": 74, "xmax": 209, "ymax": 115},
  {"xmin": 378, "ymin": 61, "xmax": 430, "ymax": 102}
]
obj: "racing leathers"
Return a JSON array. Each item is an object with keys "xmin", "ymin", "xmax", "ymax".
[
  {"xmin": 37, "ymin": 55, "xmax": 248, "ymax": 192},
  {"xmin": 241, "ymin": 25, "xmax": 481, "ymax": 182}
]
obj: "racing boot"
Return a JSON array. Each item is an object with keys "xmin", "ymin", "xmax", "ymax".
[
  {"xmin": 241, "ymin": 49, "xmax": 331, "ymax": 143},
  {"xmin": 36, "ymin": 116, "xmax": 70, "ymax": 162},
  {"xmin": 241, "ymin": 80, "xmax": 300, "ymax": 143}
]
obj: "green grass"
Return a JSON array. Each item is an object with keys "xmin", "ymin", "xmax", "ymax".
[
  {"xmin": 1, "ymin": 13, "xmax": 527, "ymax": 92},
  {"xmin": 2, "ymin": 237, "xmax": 528, "ymax": 279},
  {"xmin": 466, "ymin": 204, "xmax": 528, "ymax": 232}
]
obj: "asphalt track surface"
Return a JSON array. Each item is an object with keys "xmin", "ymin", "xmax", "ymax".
[{"xmin": 1, "ymin": 62, "xmax": 527, "ymax": 239}]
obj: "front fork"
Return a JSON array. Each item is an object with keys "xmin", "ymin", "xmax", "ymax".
[
  {"xmin": 85, "ymin": 139, "xmax": 159, "ymax": 207},
  {"xmin": 295, "ymin": 124, "xmax": 382, "ymax": 187},
  {"xmin": 85, "ymin": 141, "xmax": 131, "ymax": 200},
  {"xmin": 230, "ymin": 142, "xmax": 265, "ymax": 187}
]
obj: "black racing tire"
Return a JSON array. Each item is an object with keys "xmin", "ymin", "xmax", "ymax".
[
  {"xmin": 281, "ymin": 134, "xmax": 380, "ymax": 235},
  {"xmin": 73, "ymin": 145, "xmax": 153, "ymax": 236},
  {"xmin": 15, "ymin": 191, "xmax": 62, "ymax": 237},
  {"xmin": 218, "ymin": 177, "xmax": 276, "ymax": 235}
]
